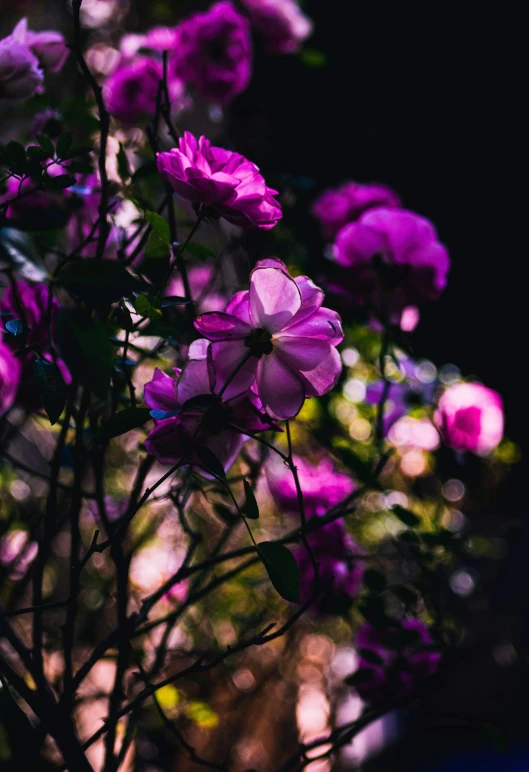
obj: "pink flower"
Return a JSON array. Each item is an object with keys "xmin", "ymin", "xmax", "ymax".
[
  {"xmin": 353, "ymin": 619, "xmax": 440, "ymax": 703},
  {"xmin": 144, "ymin": 339, "xmax": 272, "ymax": 474},
  {"xmin": 157, "ymin": 132, "xmax": 281, "ymax": 230},
  {"xmin": 103, "ymin": 57, "xmax": 186, "ymax": 126},
  {"xmin": 194, "ymin": 258, "xmax": 343, "ymax": 419},
  {"xmin": 171, "ymin": 1, "xmax": 251, "ymax": 105},
  {"xmin": 332, "ymin": 208, "xmax": 450, "ymax": 318},
  {"xmin": 0, "ymin": 34, "xmax": 43, "ymax": 100},
  {"xmin": 434, "ymin": 382, "xmax": 504, "ymax": 455},
  {"xmin": 295, "ymin": 520, "xmax": 363, "ymax": 616},
  {"xmin": 312, "ymin": 181, "xmax": 401, "ymax": 240},
  {"xmin": 241, "ymin": 0, "xmax": 313, "ymax": 54},
  {"xmin": 0, "ymin": 339, "xmax": 21, "ymax": 416},
  {"xmin": 267, "ymin": 454, "xmax": 354, "ymax": 517},
  {"xmin": 13, "ymin": 19, "xmax": 68, "ymax": 73}
]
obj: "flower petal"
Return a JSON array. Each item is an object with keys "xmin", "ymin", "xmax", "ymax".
[
  {"xmin": 256, "ymin": 351, "xmax": 305, "ymax": 419},
  {"xmin": 249, "ymin": 267, "xmax": 302, "ymax": 333},
  {"xmin": 194, "ymin": 311, "xmax": 251, "ymax": 341},
  {"xmin": 174, "ymin": 359, "xmax": 212, "ymax": 404},
  {"xmin": 274, "ymin": 338, "xmax": 342, "ymax": 396},
  {"xmin": 209, "ymin": 340, "xmax": 258, "ymax": 399},
  {"xmin": 144, "ymin": 417, "xmax": 184, "ymax": 465},
  {"xmin": 279, "ymin": 306, "xmax": 344, "ymax": 345},
  {"xmin": 144, "ymin": 368, "xmax": 179, "ymax": 411},
  {"xmin": 225, "ymin": 290, "xmax": 251, "ymax": 325}
]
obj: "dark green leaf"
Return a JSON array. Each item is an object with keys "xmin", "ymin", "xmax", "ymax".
[
  {"xmin": 142, "ymin": 319, "xmax": 177, "ymax": 338},
  {"xmin": 134, "ymin": 294, "xmax": 162, "ymax": 320},
  {"xmin": 144, "ymin": 230, "xmax": 170, "ymax": 258},
  {"xmin": 95, "ymin": 407, "xmax": 151, "ymax": 442},
  {"xmin": 33, "ymin": 358, "xmax": 67, "ymax": 425},
  {"xmin": 257, "ymin": 541, "xmax": 300, "ymax": 603},
  {"xmin": 146, "ymin": 211, "xmax": 170, "ymax": 244},
  {"xmin": 334, "ymin": 446, "xmax": 377, "ymax": 487},
  {"xmin": 26, "ymin": 145, "xmax": 49, "ymax": 162},
  {"xmin": 363, "ymin": 569, "xmax": 386, "ymax": 592},
  {"xmin": 185, "ymin": 242, "xmax": 215, "ymax": 260},
  {"xmin": 392, "ymin": 505, "xmax": 421, "ymax": 527},
  {"xmin": 55, "ymin": 309, "xmax": 114, "ymax": 399},
  {"xmin": 55, "ymin": 131, "xmax": 73, "ymax": 158},
  {"xmin": 66, "ymin": 160, "xmax": 94, "ymax": 175},
  {"xmin": 131, "ymin": 159, "xmax": 158, "ymax": 181},
  {"xmin": 195, "ymin": 445, "xmax": 226, "ymax": 480},
  {"xmin": 2, "ymin": 141, "xmax": 26, "ymax": 170},
  {"xmin": 0, "ymin": 228, "xmax": 47, "ymax": 282},
  {"xmin": 181, "ymin": 393, "xmax": 218, "ymax": 412},
  {"xmin": 243, "ymin": 479, "xmax": 259, "ymax": 520},
  {"xmin": 35, "ymin": 134, "xmax": 54, "ymax": 157},
  {"xmin": 44, "ymin": 174, "xmax": 76, "ymax": 190},
  {"xmin": 214, "ymin": 503, "xmax": 238, "ymax": 525},
  {"xmin": 344, "ymin": 668, "xmax": 374, "ymax": 687},
  {"xmin": 61, "ymin": 145, "xmax": 93, "ymax": 160},
  {"xmin": 117, "ymin": 142, "xmax": 131, "ymax": 182},
  {"xmin": 398, "ymin": 530, "xmax": 420, "ymax": 545},
  {"xmin": 56, "ymin": 258, "xmax": 143, "ymax": 305}
]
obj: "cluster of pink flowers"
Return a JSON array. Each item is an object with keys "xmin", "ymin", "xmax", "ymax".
[
  {"xmin": 0, "ymin": 19, "xmax": 68, "ymax": 101},
  {"xmin": 267, "ymin": 454, "xmax": 354, "ymax": 517},
  {"xmin": 241, "ymin": 0, "xmax": 313, "ymax": 55}
]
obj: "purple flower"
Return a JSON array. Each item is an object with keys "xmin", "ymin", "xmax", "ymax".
[
  {"xmin": 194, "ymin": 258, "xmax": 343, "ymax": 420},
  {"xmin": 144, "ymin": 339, "xmax": 272, "ymax": 475},
  {"xmin": 434, "ymin": 382, "xmax": 504, "ymax": 455},
  {"xmin": 171, "ymin": 1, "xmax": 251, "ymax": 105},
  {"xmin": 0, "ymin": 339, "xmax": 21, "ymax": 416},
  {"xmin": 312, "ymin": 181, "xmax": 401, "ymax": 240},
  {"xmin": 332, "ymin": 208, "xmax": 450, "ymax": 318},
  {"xmin": 103, "ymin": 57, "xmax": 186, "ymax": 126},
  {"xmin": 295, "ymin": 519, "xmax": 363, "ymax": 616},
  {"xmin": 157, "ymin": 132, "xmax": 281, "ymax": 230},
  {"xmin": 354, "ymin": 619, "xmax": 440, "ymax": 703},
  {"xmin": 0, "ymin": 34, "xmax": 43, "ymax": 100},
  {"xmin": 267, "ymin": 454, "xmax": 354, "ymax": 517},
  {"xmin": 13, "ymin": 18, "xmax": 68, "ymax": 73},
  {"xmin": 241, "ymin": 0, "xmax": 313, "ymax": 54}
]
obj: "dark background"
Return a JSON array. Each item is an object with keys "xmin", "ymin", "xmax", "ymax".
[{"xmin": 231, "ymin": 2, "xmax": 526, "ymax": 506}]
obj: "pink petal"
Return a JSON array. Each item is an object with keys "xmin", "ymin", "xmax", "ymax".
[
  {"xmin": 209, "ymin": 340, "xmax": 258, "ymax": 399},
  {"xmin": 256, "ymin": 351, "xmax": 304, "ymax": 419},
  {"xmin": 280, "ymin": 306, "xmax": 344, "ymax": 345},
  {"xmin": 175, "ymin": 359, "xmax": 212, "ymax": 405},
  {"xmin": 288, "ymin": 275, "xmax": 324, "ymax": 326},
  {"xmin": 254, "ymin": 257, "xmax": 289, "ymax": 272},
  {"xmin": 144, "ymin": 417, "xmax": 184, "ymax": 465},
  {"xmin": 225, "ymin": 290, "xmax": 251, "ymax": 325},
  {"xmin": 144, "ymin": 368, "xmax": 179, "ymax": 411},
  {"xmin": 276, "ymin": 341, "xmax": 342, "ymax": 397},
  {"xmin": 188, "ymin": 338, "xmax": 210, "ymax": 360},
  {"xmin": 194, "ymin": 311, "xmax": 251, "ymax": 341},
  {"xmin": 249, "ymin": 267, "xmax": 302, "ymax": 333}
]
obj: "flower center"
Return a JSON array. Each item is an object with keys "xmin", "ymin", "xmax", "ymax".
[{"xmin": 244, "ymin": 327, "xmax": 273, "ymax": 358}]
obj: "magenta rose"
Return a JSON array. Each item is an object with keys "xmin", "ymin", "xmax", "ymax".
[
  {"xmin": 242, "ymin": 0, "xmax": 313, "ymax": 54},
  {"xmin": 353, "ymin": 619, "xmax": 441, "ymax": 704},
  {"xmin": 312, "ymin": 181, "xmax": 401, "ymax": 240},
  {"xmin": 434, "ymin": 381, "xmax": 504, "ymax": 455},
  {"xmin": 295, "ymin": 519, "xmax": 363, "ymax": 616},
  {"xmin": 0, "ymin": 339, "xmax": 21, "ymax": 416},
  {"xmin": 144, "ymin": 339, "xmax": 273, "ymax": 475},
  {"xmin": 267, "ymin": 454, "xmax": 354, "ymax": 517},
  {"xmin": 12, "ymin": 18, "xmax": 68, "ymax": 73},
  {"xmin": 0, "ymin": 34, "xmax": 43, "ymax": 100},
  {"xmin": 194, "ymin": 258, "xmax": 343, "ymax": 420},
  {"xmin": 157, "ymin": 132, "xmax": 281, "ymax": 229},
  {"xmin": 171, "ymin": 1, "xmax": 251, "ymax": 105},
  {"xmin": 332, "ymin": 207, "xmax": 450, "ymax": 318}
]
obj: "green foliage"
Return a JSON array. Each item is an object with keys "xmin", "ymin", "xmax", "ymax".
[
  {"xmin": 257, "ymin": 541, "xmax": 300, "ymax": 602},
  {"xmin": 96, "ymin": 407, "xmax": 152, "ymax": 442},
  {"xmin": 55, "ymin": 309, "xmax": 114, "ymax": 399},
  {"xmin": 33, "ymin": 359, "xmax": 67, "ymax": 425}
]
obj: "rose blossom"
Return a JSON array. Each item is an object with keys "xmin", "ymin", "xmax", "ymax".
[
  {"xmin": 312, "ymin": 181, "xmax": 401, "ymax": 240},
  {"xmin": 103, "ymin": 57, "xmax": 186, "ymax": 126},
  {"xmin": 241, "ymin": 0, "xmax": 313, "ymax": 54},
  {"xmin": 295, "ymin": 520, "xmax": 363, "ymax": 616},
  {"xmin": 267, "ymin": 455, "xmax": 354, "ymax": 517},
  {"xmin": 194, "ymin": 258, "xmax": 343, "ymax": 419},
  {"xmin": 434, "ymin": 381, "xmax": 504, "ymax": 455},
  {"xmin": 353, "ymin": 619, "xmax": 440, "ymax": 703},
  {"xmin": 0, "ymin": 339, "xmax": 21, "ymax": 416},
  {"xmin": 171, "ymin": 1, "xmax": 251, "ymax": 105},
  {"xmin": 0, "ymin": 34, "xmax": 43, "ymax": 100},
  {"xmin": 332, "ymin": 208, "xmax": 450, "ymax": 318},
  {"xmin": 144, "ymin": 339, "xmax": 273, "ymax": 474},
  {"xmin": 157, "ymin": 132, "xmax": 281, "ymax": 230},
  {"xmin": 12, "ymin": 18, "xmax": 68, "ymax": 73}
]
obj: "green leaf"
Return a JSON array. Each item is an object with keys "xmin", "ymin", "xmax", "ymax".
[
  {"xmin": 33, "ymin": 359, "xmax": 67, "ymax": 425},
  {"xmin": 185, "ymin": 242, "xmax": 215, "ymax": 260},
  {"xmin": 243, "ymin": 479, "xmax": 259, "ymax": 520},
  {"xmin": 195, "ymin": 445, "xmax": 226, "ymax": 480},
  {"xmin": 55, "ymin": 309, "xmax": 114, "ymax": 399},
  {"xmin": 66, "ymin": 160, "xmax": 94, "ymax": 175},
  {"xmin": 146, "ymin": 211, "xmax": 170, "ymax": 244},
  {"xmin": 55, "ymin": 131, "xmax": 73, "ymax": 158},
  {"xmin": 61, "ymin": 145, "xmax": 93, "ymax": 160},
  {"xmin": 299, "ymin": 48, "xmax": 327, "ymax": 68},
  {"xmin": 134, "ymin": 294, "xmax": 162, "ymax": 320},
  {"xmin": 35, "ymin": 134, "xmax": 54, "ymax": 157},
  {"xmin": 26, "ymin": 145, "xmax": 49, "ymax": 162},
  {"xmin": 144, "ymin": 230, "xmax": 170, "ymax": 258},
  {"xmin": 0, "ymin": 228, "xmax": 47, "ymax": 282},
  {"xmin": 214, "ymin": 503, "xmax": 238, "ymax": 525},
  {"xmin": 56, "ymin": 259, "xmax": 142, "ymax": 305},
  {"xmin": 2, "ymin": 141, "xmax": 26, "ymax": 171},
  {"xmin": 257, "ymin": 542, "xmax": 300, "ymax": 603},
  {"xmin": 117, "ymin": 143, "xmax": 131, "ymax": 182},
  {"xmin": 391, "ymin": 505, "xmax": 421, "ymax": 527},
  {"xmin": 95, "ymin": 407, "xmax": 151, "ymax": 442},
  {"xmin": 44, "ymin": 174, "xmax": 76, "ymax": 190},
  {"xmin": 131, "ymin": 159, "xmax": 158, "ymax": 180}
]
